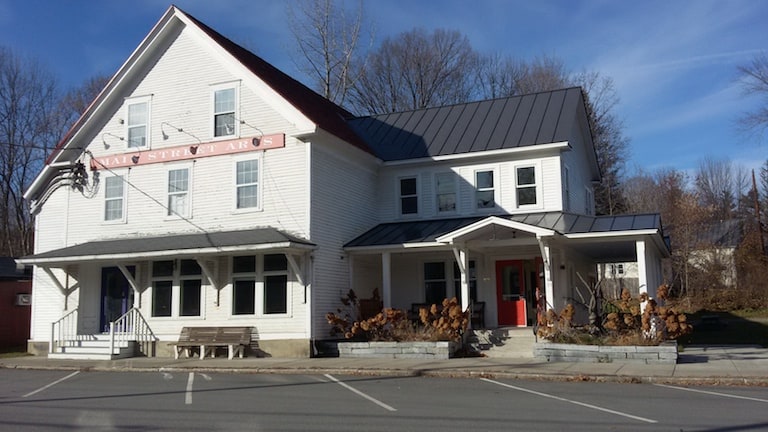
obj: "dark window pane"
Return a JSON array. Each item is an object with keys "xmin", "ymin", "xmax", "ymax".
[
  {"xmin": 152, "ymin": 281, "xmax": 172, "ymax": 317},
  {"xmin": 401, "ymin": 196, "xmax": 418, "ymax": 214},
  {"xmin": 152, "ymin": 261, "xmax": 174, "ymax": 278},
  {"xmin": 264, "ymin": 254, "xmax": 287, "ymax": 272},
  {"xmin": 233, "ymin": 256, "xmax": 256, "ymax": 273},
  {"xmin": 400, "ymin": 177, "xmax": 417, "ymax": 195},
  {"xmin": 264, "ymin": 275, "xmax": 287, "ymax": 314},
  {"xmin": 233, "ymin": 279, "xmax": 255, "ymax": 315},
  {"xmin": 180, "ymin": 280, "xmax": 201, "ymax": 316},
  {"xmin": 517, "ymin": 167, "xmax": 535, "ymax": 185},
  {"xmin": 180, "ymin": 259, "xmax": 201, "ymax": 276},
  {"xmin": 476, "ymin": 190, "xmax": 494, "ymax": 208},
  {"xmin": 424, "ymin": 262, "xmax": 445, "ymax": 280},
  {"xmin": 476, "ymin": 171, "xmax": 493, "ymax": 189},
  {"xmin": 518, "ymin": 186, "xmax": 537, "ymax": 205},
  {"xmin": 425, "ymin": 281, "xmax": 446, "ymax": 305}
]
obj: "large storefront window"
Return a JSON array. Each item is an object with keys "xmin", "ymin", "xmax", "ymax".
[
  {"xmin": 151, "ymin": 259, "xmax": 202, "ymax": 317},
  {"xmin": 232, "ymin": 254, "xmax": 288, "ymax": 316}
]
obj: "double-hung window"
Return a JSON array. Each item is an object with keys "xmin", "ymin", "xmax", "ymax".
[
  {"xmin": 475, "ymin": 170, "xmax": 495, "ymax": 209},
  {"xmin": 104, "ymin": 175, "xmax": 125, "ymax": 221},
  {"xmin": 126, "ymin": 98, "xmax": 149, "ymax": 148},
  {"xmin": 435, "ymin": 172, "xmax": 456, "ymax": 213},
  {"xmin": 232, "ymin": 254, "xmax": 289, "ymax": 316},
  {"xmin": 167, "ymin": 167, "xmax": 190, "ymax": 217},
  {"xmin": 213, "ymin": 85, "xmax": 237, "ymax": 137},
  {"xmin": 235, "ymin": 159, "xmax": 259, "ymax": 209},
  {"xmin": 151, "ymin": 259, "xmax": 202, "ymax": 318},
  {"xmin": 424, "ymin": 262, "xmax": 447, "ymax": 305},
  {"xmin": 399, "ymin": 177, "xmax": 418, "ymax": 215},
  {"xmin": 516, "ymin": 166, "xmax": 537, "ymax": 206}
]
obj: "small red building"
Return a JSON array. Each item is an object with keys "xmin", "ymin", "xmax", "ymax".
[{"xmin": 0, "ymin": 257, "xmax": 32, "ymax": 350}]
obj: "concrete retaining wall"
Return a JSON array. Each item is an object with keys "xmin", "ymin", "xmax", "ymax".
[
  {"xmin": 338, "ymin": 341, "xmax": 459, "ymax": 359},
  {"xmin": 533, "ymin": 341, "xmax": 678, "ymax": 364}
]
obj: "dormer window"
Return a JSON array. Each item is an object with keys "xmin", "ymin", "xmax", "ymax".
[
  {"xmin": 213, "ymin": 85, "xmax": 237, "ymax": 137},
  {"xmin": 126, "ymin": 97, "xmax": 150, "ymax": 148}
]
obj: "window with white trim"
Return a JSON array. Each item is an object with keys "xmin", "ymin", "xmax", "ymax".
[
  {"xmin": 126, "ymin": 99, "xmax": 149, "ymax": 148},
  {"xmin": 213, "ymin": 86, "xmax": 237, "ymax": 137},
  {"xmin": 399, "ymin": 176, "xmax": 418, "ymax": 215},
  {"xmin": 104, "ymin": 175, "xmax": 125, "ymax": 221},
  {"xmin": 516, "ymin": 166, "xmax": 537, "ymax": 206},
  {"xmin": 150, "ymin": 259, "xmax": 202, "ymax": 318},
  {"xmin": 475, "ymin": 170, "xmax": 495, "ymax": 209},
  {"xmin": 435, "ymin": 172, "xmax": 456, "ymax": 213},
  {"xmin": 232, "ymin": 254, "xmax": 289, "ymax": 316},
  {"xmin": 167, "ymin": 167, "xmax": 190, "ymax": 217},
  {"xmin": 235, "ymin": 159, "xmax": 259, "ymax": 209}
]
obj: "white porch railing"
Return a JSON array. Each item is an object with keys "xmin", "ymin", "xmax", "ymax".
[
  {"xmin": 109, "ymin": 308, "xmax": 157, "ymax": 357},
  {"xmin": 50, "ymin": 308, "xmax": 79, "ymax": 354}
]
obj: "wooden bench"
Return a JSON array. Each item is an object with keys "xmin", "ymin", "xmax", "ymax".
[
  {"xmin": 470, "ymin": 301, "xmax": 485, "ymax": 328},
  {"xmin": 171, "ymin": 326, "xmax": 252, "ymax": 360}
]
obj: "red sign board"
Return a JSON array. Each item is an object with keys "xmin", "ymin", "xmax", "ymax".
[{"xmin": 90, "ymin": 134, "xmax": 284, "ymax": 170}]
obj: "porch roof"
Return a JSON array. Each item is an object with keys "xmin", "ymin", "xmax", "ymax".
[
  {"xmin": 344, "ymin": 212, "xmax": 666, "ymax": 251},
  {"xmin": 17, "ymin": 228, "xmax": 315, "ymax": 266}
]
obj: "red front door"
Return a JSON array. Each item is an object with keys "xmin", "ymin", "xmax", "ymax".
[{"xmin": 496, "ymin": 260, "xmax": 526, "ymax": 326}]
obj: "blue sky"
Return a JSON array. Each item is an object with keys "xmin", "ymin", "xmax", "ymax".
[{"xmin": 1, "ymin": 0, "xmax": 765, "ymax": 175}]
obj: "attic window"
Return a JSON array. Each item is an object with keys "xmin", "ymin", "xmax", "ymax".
[{"xmin": 126, "ymin": 98, "xmax": 149, "ymax": 148}]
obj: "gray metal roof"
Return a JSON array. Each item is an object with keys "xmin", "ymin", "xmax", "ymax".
[
  {"xmin": 347, "ymin": 88, "xmax": 586, "ymax": 161},
  {"xmin": 344, "ymin": 213, "xmax": 663, "ymax": 248},
  {"xmin": 19, "ymin": 228, "xmax": 315, "ymax": 264}
]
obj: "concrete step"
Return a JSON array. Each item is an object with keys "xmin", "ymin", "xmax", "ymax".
[
  {"xmin": 51, "ymin": 338, "xmax": 136, "ymax": 360},
  {"xmin": 468, "ymin": 327, "xmax": 537, "ymax": 358}
]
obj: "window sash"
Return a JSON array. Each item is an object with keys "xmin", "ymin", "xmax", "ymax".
[
  {"xmin": 475, "ymin": 170, "xmax": 495, "ymax": 208},
  {"xmin": 232, "ymin": 279, "xmax": 256, "ymax": 315},
  {"xmin": 167, "ymin": 168, "xmax": 189, "ymax": 216},
  {"xmin": 152, "ymin": 281, "xmax": 172, "ymax": 317},
  {"xmin": 516, "ymin": 166, "xmax": 537, "ymax": 206},
  {"xmin": 127, "ymin": 102, "xmax": 147, "ymax": 148},
  {"xmin": 399, "ymin": 177, "xmax": 418, "ymax": 215},
  {"xmin": 214, "ymin": 88, "xmax": 236, "ymax": 137},
  {"xmin": 264, "ymin": 275, "xmax": 287, "ymax": 314},
  {"xmin": 104, "ymin": 176, "xmax": 124, "ymax": 221},
  {"xmin": 436, "ymin": 172, "xmax": 456, "ymax": 213},
  {"xmin": 236, "ymin": 159, "xmax": 259, "ymax": 209},
  {"xmin": 424, "ymin": 262, "xmax": 446, "ymax": 304},
  {"xmin": 180, "ymin": 279, "xmax": 201, "ymax": 316}
]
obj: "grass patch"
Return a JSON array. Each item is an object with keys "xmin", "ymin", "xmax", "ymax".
[{"xmin": 678, "ymin": 311, "xmax": 768, "ymax": 347}]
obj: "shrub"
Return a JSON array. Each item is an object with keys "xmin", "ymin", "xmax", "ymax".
[{"xmin": 326, "ymin": 295, "xmax": 468, "ymax": 342}]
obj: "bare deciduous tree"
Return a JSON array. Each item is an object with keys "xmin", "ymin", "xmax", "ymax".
[
  {"xmin": 0, "ymin": 47, "xmax": 60, "ymax": 256},
  {"xmin": 287, "ymin": 0, "xmax": 370, "ymax": 107},
  {"xmin": 349, "ymin": 28, "xmax": 478, "ymax": 114},
  {"xmin": 738, "ymin": 51, "xmax": 768, "ymax": 136}
]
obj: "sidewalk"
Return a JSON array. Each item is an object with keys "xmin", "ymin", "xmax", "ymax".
[{"xmin": 2, "ymin": 345, "xmax": 766, "ymax": 386}]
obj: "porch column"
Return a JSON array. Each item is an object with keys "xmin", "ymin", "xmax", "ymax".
[
  {"xmin": 538, "ymin": 239, "xmax": 554, "ymax": 310},
  {"xmin": 636, "ymin": 240, "xmax": 648, "ymax": 296},
  {"xmin": 451, "ymin": 246, "xmax": 470, "ymax": 312},
  {"xmin": 381, "ymin": 252, "xmax": 392, "ymax": 308}
]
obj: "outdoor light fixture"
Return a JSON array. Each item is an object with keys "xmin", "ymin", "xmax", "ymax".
[
  {"xmin": 189, "ymin": 145, "xmax": 198, "ymax": 155},
  {"xmin": 131, "ymin": 155, "xmax": 140, "ymax": 164},
  {"xmin": 252, "ymin": 137, "xmax": 261, "ymax": 147}
]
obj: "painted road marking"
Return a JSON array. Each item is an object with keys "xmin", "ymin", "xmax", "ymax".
[
  {"xmin": 324, "ymin": 374, "xmax": 397, "ymax": 412},
  {"xmin": 23, "ymin": 371, "xmax": 80, "ymax": 398},
  {"xmin": 481, "ymin": 378, "xmax": 657, "ymax": 424},
  {"xmin": 185, "ymin": 372, "xmax": 194, "ymax": 405},
  {"xmin": 655, "ymin": 384, "xmax": 768, "ymax": 403}
]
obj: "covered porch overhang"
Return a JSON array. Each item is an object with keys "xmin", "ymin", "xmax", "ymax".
[
  {"xmin": 17, "ymin": 228, "xmax": 316, "ymax": 309},
  {"xmin": 344, "ymin": 213, "xmax": 670, "ymax": 323}
]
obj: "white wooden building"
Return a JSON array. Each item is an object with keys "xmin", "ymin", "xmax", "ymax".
[{"xmin": 18, "ymin": 6, "xmax": 669, "ymax": 358}]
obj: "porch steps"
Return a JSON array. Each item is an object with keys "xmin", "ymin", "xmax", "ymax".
[
  {"xmin": 469, "ymin": 327, "xmax": 536, "ymax": 358},
  {"xmin": 48, "ymin": 335, "xmax": 137, "ymax": 360}
]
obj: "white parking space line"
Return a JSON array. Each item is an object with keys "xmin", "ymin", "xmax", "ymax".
[
  {"xmin": 324, "ymin": 374, "xmax": 397, "ymax": 412},
  {"xmin": 22, "ymin": 371, "xmax": 80, "ymax": 398},
  {"xmin": 481, "ymin": 378, "xmax": 657, "ymax": 424},
  {"xmin": 185, "ymin": 372, "xmax": 194, "ymax": 405},
  {"xmin": 654, "ymin": 384, "xmax": 768, "ymax": 403}
]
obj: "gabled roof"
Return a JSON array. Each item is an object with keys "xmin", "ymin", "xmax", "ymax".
[{"xmin": 347, "ymin": 87, "xmax": 589, "ymax": 161}]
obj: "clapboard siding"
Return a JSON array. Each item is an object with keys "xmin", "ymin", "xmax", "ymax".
[{"xmin": 309, "ymin": 138, "xmax": 379, "ymax": 339}]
